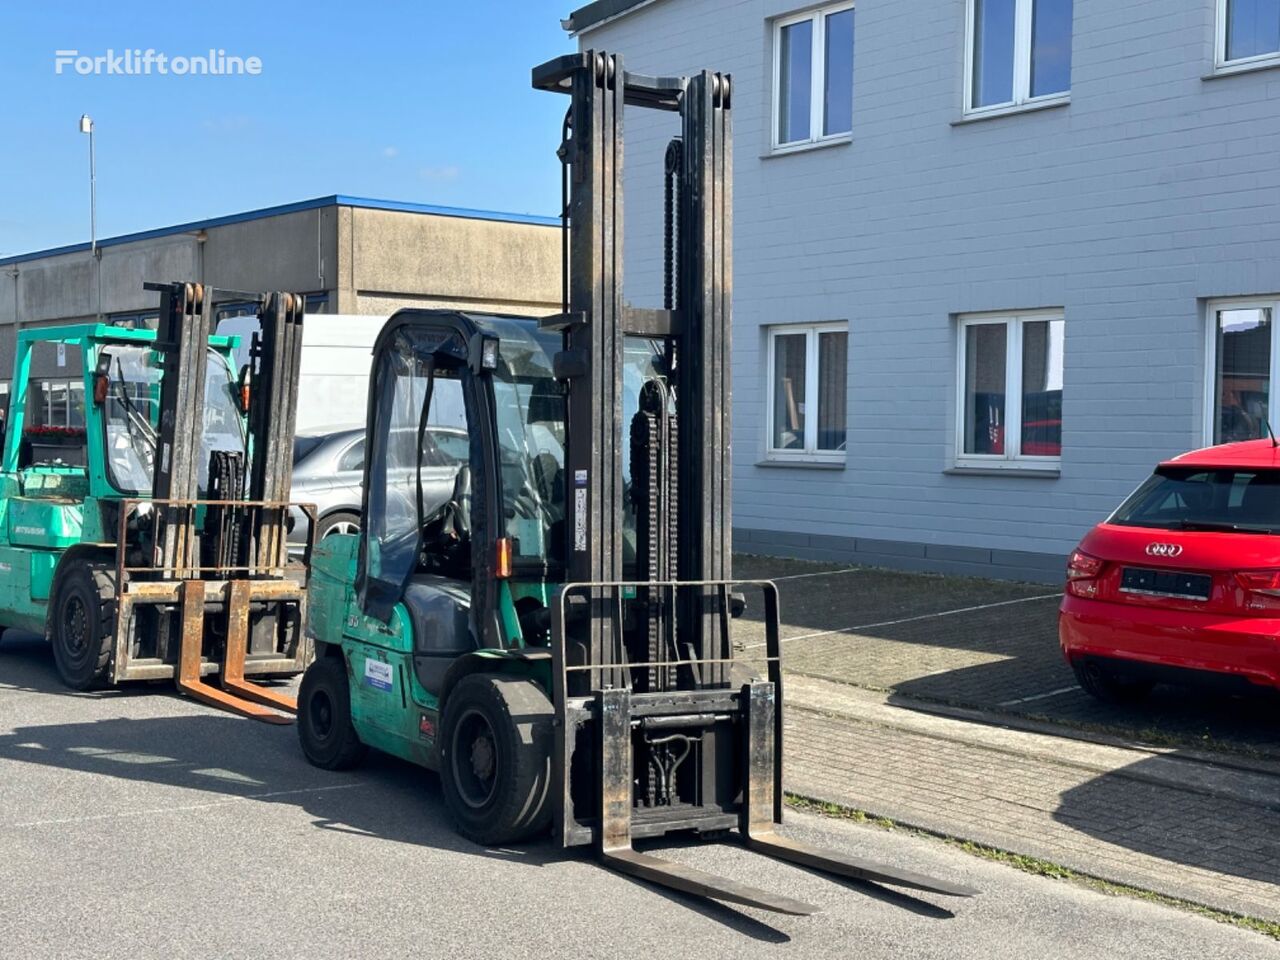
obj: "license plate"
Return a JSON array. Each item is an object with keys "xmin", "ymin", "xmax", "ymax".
[{"xmin": 1120, "ymin": 567, "xmax": 1212, "ymax": 602}]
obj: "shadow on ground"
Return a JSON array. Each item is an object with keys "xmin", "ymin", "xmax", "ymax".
[{"xmin": 1053, "ymin": 753, "xmax": 1280, "ymax": 889}]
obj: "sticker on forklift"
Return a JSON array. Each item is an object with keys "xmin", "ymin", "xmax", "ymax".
[
  {"xmin": 418, "ymin": 714, "xmax": 436, "ymax": 741},
  {"xmin": 574, "ymin": 488, "xmax": 587, "ymax": 551},
  {"xmin": 363, "ymin": 658, "xmax": 394, "ymax": 693},
  {"xmin": 0, "ymin": 563, "xmax": 10, "ymax": 573},
  {"xmin": 574, "ymin": 469, "xmax": 588, "ymax": 487}
]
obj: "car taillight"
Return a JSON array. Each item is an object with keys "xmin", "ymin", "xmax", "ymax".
[
  {"xmin": 1234, "ymin": 569, "xmax": 1280, "ymax": 611},
  {"xmin": 1065, "ymin": 549, "xmax": 1104, "ymax": 598}
]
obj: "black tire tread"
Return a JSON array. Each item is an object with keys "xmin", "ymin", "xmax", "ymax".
[
  {"xmin": 49, "ymin": 560, "xmax": 117, "ymax": 691},
  {"xmin": 440, "ymin": 673, "xmax": 553, "ymax": 846},
  {"xmin": 316, "ymin": 511, "xmax": 361, "ymax": 541},
  {"xmin": 297, "ymin": 654, "xmax": 367, "ymax": 770},
  {"xmin": 1072, "ymin": 659, "xmax": 1154, "ymax": 705}
]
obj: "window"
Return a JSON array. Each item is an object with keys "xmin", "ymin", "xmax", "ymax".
[
  {"xmin": 338, "ymin": 439, "xmax": 365, "ymax": 473},
  {"xmin": 1205, "ymin": 298, "xmax": 1280, "ymax": 444},
  {"xmin": 766, "ymin": 323, "xmax": 847, "ymax": 461},
  {"xmin": 29, "ymin": 379, "xmax": 84, "ymax": 428},
  {"xmin": 773, "ymin": 3, "xmax": 854, "ymax": 150},
  {"xmin": 966, "ymin": 0, "xmax": 1072, "ymax": 115},
  {"xmin": 1217, "ymin": 0, "xmax": 1280, "ymax": 69},
  {"xmin": 957, "ymin": 312, "xmax": 1064, "ymax": 466}
]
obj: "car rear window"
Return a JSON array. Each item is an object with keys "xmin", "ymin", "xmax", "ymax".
[
  {"xmin": 293, "ymin": 436, "xmax": 324, "ymax": 465},
  {"xmin": 1110, "ymin": 467, "xmax": 1280, "ymax": 533}
]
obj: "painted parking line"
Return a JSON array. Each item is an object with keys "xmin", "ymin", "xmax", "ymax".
[
  {"xmin": 745, "ymin": 592, "xmax": 1062, "ymax": 650},
  {"xmin": 6, "ymin": 782, "xmax": 365, "ymax": 830},
  {"xmin": 997, "ymin": 685, "xmax": 1079, "ymax": 707},
  {"xmin": 767, "ymin": 567, "xmax": 866, "ymax": 582}
]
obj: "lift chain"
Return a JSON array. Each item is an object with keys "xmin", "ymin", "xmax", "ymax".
[{"xmin": 662, "ymin": 138, "xmax": 683, "ymax": 311}]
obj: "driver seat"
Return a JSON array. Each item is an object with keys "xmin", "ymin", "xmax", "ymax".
[{"xmin": 421, "ymin": 464, "xmax": 472, "ymax": 576}]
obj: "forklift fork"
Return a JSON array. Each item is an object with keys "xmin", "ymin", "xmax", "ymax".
[
  {"xmin": 592, "ymin": 683, "xmax": 977, "ymax": 915},
  {"xmin": 175, "ymin": 581, "xmax": 294, "ymax": 725},
  {"xmin": 218, "ymin": 580, "xmax": 300, "ymax": 715},
  {"xmin": 738, "ymin": 683, "xmax": 979, "ymax": 900}
]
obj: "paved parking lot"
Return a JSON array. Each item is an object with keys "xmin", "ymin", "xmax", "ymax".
[
  {"xmin": 1, "ymin": 634, "xmax": 1274, "ymax": 959},
  {"xmin": 733, "ymin": 555, "xmax": 1280, "ymax": 760}
]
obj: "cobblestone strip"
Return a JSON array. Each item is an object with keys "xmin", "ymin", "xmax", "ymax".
[{"xmin": 784, "ymin": 703, "xmax": 1280, "ymax": 921}]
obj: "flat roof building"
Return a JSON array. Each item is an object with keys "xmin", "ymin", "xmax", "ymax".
[{"xmin": 0, "ymin": 194, "xmax": 562, "ymax": 431}]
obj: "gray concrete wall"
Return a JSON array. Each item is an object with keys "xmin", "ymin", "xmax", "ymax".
[
  {"xmin": 202, "ymin": 207, "xmax": 336, "ymax": 295},
  {"xmin": 348, "ymin": 208, "xmax": 561, "ymax": 314},
  {"xmin": 580, "ymin": 0, "xmax": 1279, "ymax": 581}
]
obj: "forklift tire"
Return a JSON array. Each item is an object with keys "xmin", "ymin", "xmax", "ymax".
[
  {"xmin": 49, "ymin": 564, "xmax": 116, "ymax": 691},
  {"xmin": 440, "ymin": 673, "xmax": 553, "ymax": 846},
  {"xmin": 298, "ymin": 655, "xmax": 368, "ymax": 770}
]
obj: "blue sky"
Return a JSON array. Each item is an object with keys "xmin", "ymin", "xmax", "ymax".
[{"xmin": 0, "ymin": 1, "xmax": 575, "ymax": 257}]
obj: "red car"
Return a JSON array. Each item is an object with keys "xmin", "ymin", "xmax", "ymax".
[{"xmin": 1060, "ymin": 438, "xmax": 1280, "ymax": 704}]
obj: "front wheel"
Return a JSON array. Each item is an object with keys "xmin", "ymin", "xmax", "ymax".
[
  {"xmin": 49, "ymin": 563, "xmax": 116, "ymax": 691},
  {"xmin": 298, "ymin": 655, "xmax": 367, "ymax": 770},
  {"xmin": 440, "ymin": 673, "xmax": 553, "ymax": 846}
]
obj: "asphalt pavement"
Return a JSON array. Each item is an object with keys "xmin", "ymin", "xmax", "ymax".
[{"xmin": 0, "ymin": 631, "xmax": 1273, "ymax": 960}]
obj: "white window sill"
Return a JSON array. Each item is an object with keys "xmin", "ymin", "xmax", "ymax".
[
  {"xmin": 762, "ymin": 135, "xmax": 852, "ymax": 159},
  {"xmin": 953, "ymin": 96, "xmax": 1069, "ymax": 126},
  {"xmin": 757, "ymin": 456, "xmax": 846, "ymax": 470},
  {"xmin": 946, "ymin": 462, "xmax": 1060, "ymax": 479},
  {"xmin": 1204, "ymin": 56, "xmax": 1280, "ymax": 80}
]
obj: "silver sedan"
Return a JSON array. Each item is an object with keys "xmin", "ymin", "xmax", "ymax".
[{"xmin": 288, "ymin": 426, "xmax": 470, "ymax": 551}]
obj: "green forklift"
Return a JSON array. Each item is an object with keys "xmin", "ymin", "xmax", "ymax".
[
  {"xmin": 296, "ymin": 52, "xmax": 977, "ymax": 913},
  {"xmin": 0, "ymin": 281, "xmax": 313, "ymax": 722}
]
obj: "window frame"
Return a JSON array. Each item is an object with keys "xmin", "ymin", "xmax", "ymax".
[
  {"xmin": 771, "ymin": 1, "xmax": 855, "ymax": 153},
  {"xmin": 1203, "ymin": 296, "xmax": 1280, "ymax": 446},
  {"xmin": 963, "ymin": 0, "xmax": 1072, "ymax": 118},
  {"xmin": 764, "ymin": 321, "xmax": 848, "ymax": 464},
  {"xmin": 955, "ymin": 310, "xmax": 1065, "ymax": 469},
  {"xmin": 1214, "ymin": 0, "xmax": 1280, "ymax": 73}
]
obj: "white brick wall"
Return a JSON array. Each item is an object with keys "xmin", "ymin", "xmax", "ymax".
[{"xmin": 578, "ymin": 0, "xmax": 1280, "ymax": 572}]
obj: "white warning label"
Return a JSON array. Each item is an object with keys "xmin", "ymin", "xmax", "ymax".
[{"xmin": 574, "ymin": 488, "xmax": 588, "ymax": 551}]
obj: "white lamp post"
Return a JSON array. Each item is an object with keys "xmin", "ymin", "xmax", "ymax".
[{"xmin": 79, "ymin": 114, "xmax": 101, "ymax": 321}]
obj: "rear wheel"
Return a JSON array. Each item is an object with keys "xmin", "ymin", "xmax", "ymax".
[
  {"xmin": 298, "ymin": 655, "xmax": 367, "ymax": 770},
  {"xmin": 1072, "ymin": 658, "xmax": 1154, "ymax": 705},
  {"xmin": 316, "ymin": 511, "xmax": 360, "ymax": 541},
  {"xmin": 49, "ymin": 563, "xmax": 116, "ymax": 691},
  {"xmin": 440, "ymin": 673, "xmax": 553, "ymax": 846}
]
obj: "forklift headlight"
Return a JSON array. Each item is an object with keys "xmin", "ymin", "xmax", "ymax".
[{"xmin": 469, "ymin": 333, "xmax": 500, "ymax": 373}]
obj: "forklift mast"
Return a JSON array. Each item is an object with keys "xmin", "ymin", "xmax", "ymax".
[
  {"xmin": 117, "ymin": 281, "xmax": 311, "ymax": 722},
  {"xmin": 534, "ymin": 51, "xmax": 732, "ymax": 671},
  {"xmin": 531, "ymin": 52, "xmax": 976, "ymax": 913}
]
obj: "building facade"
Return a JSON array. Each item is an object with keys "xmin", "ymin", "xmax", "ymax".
[
  {"xmin": 568, "ymin": 0, "xmax": 1280, "ymax": 581},
  {"xmin": 0, "ymin": 196, "xmax": 560, "ymax": 433}
]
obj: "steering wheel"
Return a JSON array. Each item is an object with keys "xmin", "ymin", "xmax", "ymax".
[{"xmin": 507, "ymin": 474, "xmax": 543, "ymax": 520}]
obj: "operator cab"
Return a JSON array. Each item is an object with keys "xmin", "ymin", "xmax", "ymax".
[{"xmin": 355, "ymin": 310, "xmax": 669, "ymax": 691}]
